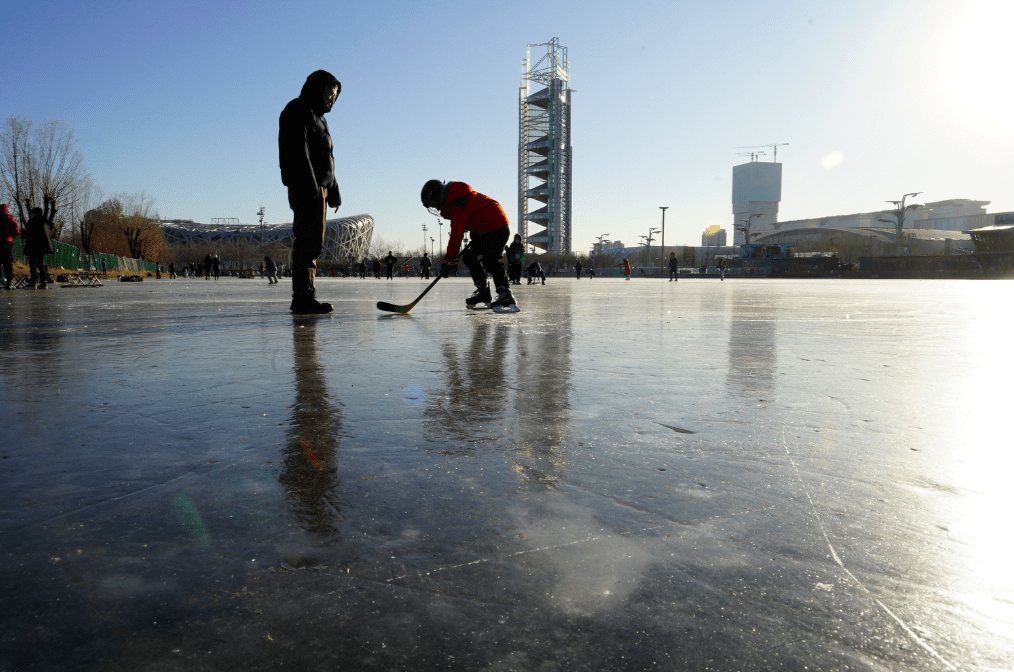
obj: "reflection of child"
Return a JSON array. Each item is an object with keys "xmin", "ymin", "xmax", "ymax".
[{"xmin": 622, "ymin": 258, "xmax": 631, "ymax": 280}]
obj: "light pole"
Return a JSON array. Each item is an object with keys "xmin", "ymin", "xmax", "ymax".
[
  {"xmin": 422, "ymin": 223, "xmax": 427, "ymax": 256},
  {"xmin": 595, "ymin": 233, "xmax": 611, "ymax": 255},
  {"xmin": 877, "ymin": 192, "xmax": 922, "ymax": 254},
  {"xmin": 438, "ymin": 219, "xmax": 443, "ymax": 258},
  {"xmin": 257, "ymin": 206, "xmax": 265, "ymax": 251},
  {"xmin": 641, "ymin": 228, "xmax": 659, "ymax": 268},
  {"xmin": 736, "ymin": 213, "xmax": 764, "ymax": 246},
  {"xmin": 659, "ymin": 207, "xmax": 668, "ymax": 271},
  {"xmin": 430, "ymin": 237, "xmax": 435, "ymax": 257}
]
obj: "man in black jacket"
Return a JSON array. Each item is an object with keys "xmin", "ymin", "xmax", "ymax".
[
  {"xmin": 279, "ymin": 69, "xmax": 342, "ymax": 314},
  {"xmin": 21, "ymin": 207, "xmax": 53, "ymax": 289},
  {"xmin": 383, "ymin": 251, "xmax": 397, "ymax": 280}
]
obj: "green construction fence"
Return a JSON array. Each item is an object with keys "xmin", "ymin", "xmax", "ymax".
[{"xmin": 11, "ymin": 238, "xmax": 156, "ymax": 273}]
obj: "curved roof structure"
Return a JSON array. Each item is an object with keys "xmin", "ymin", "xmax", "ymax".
[{"xmin": 161, "ymin": 214, "xmax": 375, "ymax": 263}]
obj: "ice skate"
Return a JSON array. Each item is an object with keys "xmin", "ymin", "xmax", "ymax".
[
  {"xmin": 465, "ymin": 283, "xmax": 492, "ymax": 309},
  {"xmin": 290, "ymin": 296, "xmax": 333, "ymax": 314},
  {"xmin": 491, "ymin": 286, "xmax": 520, "ymax": 313}
]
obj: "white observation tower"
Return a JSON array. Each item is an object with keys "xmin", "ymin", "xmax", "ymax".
[{"xmin": 518, "ymin": 38, "xmax": 572, "ymax": 254}]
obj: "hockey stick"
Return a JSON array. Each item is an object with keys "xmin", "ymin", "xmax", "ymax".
[{"xmin": 376, "ymin": 244, "xmax": 469, "ymax": 314}]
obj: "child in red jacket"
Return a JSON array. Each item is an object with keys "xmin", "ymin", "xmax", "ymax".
[{"xmin": 421, "ymin": 180, "xmax": 520, "ymax": 312}]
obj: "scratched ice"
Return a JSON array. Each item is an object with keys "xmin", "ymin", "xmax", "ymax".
[{"xmin": 2, "ymin": 277, "xmax": 1013, "ymax": 670}]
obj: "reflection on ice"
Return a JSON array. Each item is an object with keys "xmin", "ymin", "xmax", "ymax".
[
  {"xmin": 279, "ymin": 319, "xmax": 344, "ymax": 542},
  {"xmin": 513, "ymin": 500, "xmax": 652, "ymax": 617}
]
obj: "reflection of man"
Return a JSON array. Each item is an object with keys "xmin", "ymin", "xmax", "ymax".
[
  {"xmin": 279, "ymin": 318, "xmax": 344, "ymax": 541},
  {"xmin": 279, "ymin": 69, "xmax": 342, "ymax": 314}
]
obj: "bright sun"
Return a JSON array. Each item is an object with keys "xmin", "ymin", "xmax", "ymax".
[{"xmin": 948, "ymin": 0, "xmax": 1014, "ymax": 127}]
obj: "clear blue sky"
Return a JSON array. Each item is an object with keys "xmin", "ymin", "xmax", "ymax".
[{"xmin": 3, "ymin": 0, "xmax": 1011, "ymax": 252}]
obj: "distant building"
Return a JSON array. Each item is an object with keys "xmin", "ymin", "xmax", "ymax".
[
  {"xmin": 702, "ymin": 225, "xmax": 727, "ymax": 246},
  {"xmin": 591, "ymin": 240, "xmax": 625, "ymax": 254},
  {"xmin": 757, "ymin": 199, "xmax": 1006, "ymax": 237},
  {"xmin": 732, "ymin": 161, "xmax": 782, "ymax": 244},
  {"xmin": 161, "ymin": 214, "xmax": 375, "ymax": 264}
]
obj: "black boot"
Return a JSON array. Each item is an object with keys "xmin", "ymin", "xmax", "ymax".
[{"xmin": 290, "ymin": 293, "xmax": 333, "ymax": 314}]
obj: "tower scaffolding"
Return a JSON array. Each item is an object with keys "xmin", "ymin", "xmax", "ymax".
[{"xmin": 519, "ymin": 37, "xmax": 572, "ymax": 254}]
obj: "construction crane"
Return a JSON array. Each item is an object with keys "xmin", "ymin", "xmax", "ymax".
[
  {"xmin": 735, "ymin": 151, "xmax": 766, "ymax": 162},
  {"xmin": 734, "ymin": 143, "xmax": 789, "ymax": 162}
]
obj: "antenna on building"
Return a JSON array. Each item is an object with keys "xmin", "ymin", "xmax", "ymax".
[
  {"xmin": 735, "ymin": 151, "xmax": 766, "ymax": 162},
  {"xmin": 735, "ymin": 143, "xmax": 789, "ymax": 162}
]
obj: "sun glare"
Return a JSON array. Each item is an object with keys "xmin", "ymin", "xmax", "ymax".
[
  {"xmin": 948, "ymin": 1, "xmax": 1014, "ymax": 127},
  {"xmin": 820, "ymin": 152, "xmax": 843, "ymax": 170}
]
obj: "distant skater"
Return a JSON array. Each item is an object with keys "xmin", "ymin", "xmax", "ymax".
[
  {"xmin": 212, "ymin": 255, "xmax": 221, "ymax": 280},
  {"xmin": 264, "ymin": 256, "xmax": 279, "ymax": 284},
  {"xmin": 372, "ymin": 259, "xmax": 381, "ymax": 279},
  {"xmin": 421, "ymin": 179, "xmax": 518, "ymax": 311},
  {"xmin": 420, "ymin": 252, "xmax": 432, "ymax": 280},
  {"xmin": 575, "ymin": 259, "xmax": 582, "ymax": 280},
  {"xmin": 622, "ymin": 258, "xmax": 631, "ymax": 280},
  {"xmin": 506, "ymin": 234, "xmax": 525, "ymax": 285},
  {"xmin": 668, "ymin": 251, "xmax": 679, "ymax": 282},
  {"xmin": 384, "ymin": 251, "xmax": 397, "ymax": 280},
  {"xmin": 203, "ymin": 254, "xmax": 213, "ymax": 280},
  {"xmin": 21, "ymin": 207, "xmax": 53, "ymax": 289},
  {"xmin": 526, "ymin": 260, "xmax": 546, "ymax": 285}
]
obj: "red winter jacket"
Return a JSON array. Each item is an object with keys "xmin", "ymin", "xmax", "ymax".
[
  {"xmin": 0, "ymin": 205, "xmax": 19, "ymax": 243},
  {"xmin": 439, "ymin": 182, "xmax": 509, "ymax": 257}
]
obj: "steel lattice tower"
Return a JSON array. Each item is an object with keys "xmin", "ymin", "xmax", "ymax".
[{"xmin": 519, "ymin": 38, "xmax": 572, "ymax": 254}]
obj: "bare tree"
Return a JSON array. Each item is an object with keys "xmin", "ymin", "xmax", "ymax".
[
  {"xmin": 73, "ymin": 179, "xmax": 104, "ymax": 253},
  {"xmin": 0, "ymin": 116, "xmax": 32, "ymax": 226},
  {"xmin": 0, "ymin": 116, "xmax": 87, "ymax": 240},
  {"xmin": 117, "ymin": 191, "xmax": 162, "ymax": 260}
]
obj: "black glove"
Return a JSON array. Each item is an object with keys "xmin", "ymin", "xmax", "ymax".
[
  {"xmin": 440, "ymin": 256, "xmax": 459, "ymax": 278},
  {"xmin": 326, "ymin": 186, "xmax": 341, "ymax": 209}
]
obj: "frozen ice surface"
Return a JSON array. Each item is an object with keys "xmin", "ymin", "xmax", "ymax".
[{"xmin": 1, "ymin": 276, "xmax": 1013, "ymax": 670}]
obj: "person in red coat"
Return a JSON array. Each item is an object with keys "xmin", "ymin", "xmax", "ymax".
[
  {"xmin": 421, "ymin": 180, "xmax": 519, "ymax": 311},
  {"xmin": 1, "ymin": 204, "xmax": 20, "ymax": 290},
  {"xmin": 622, "ymin": 258, "xmax": 632, "ymax": 280}
]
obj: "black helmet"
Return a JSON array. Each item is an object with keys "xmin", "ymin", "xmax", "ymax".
[{"xmin": 421, "ymin": 180, "xmax": 444, "ymax": 209}]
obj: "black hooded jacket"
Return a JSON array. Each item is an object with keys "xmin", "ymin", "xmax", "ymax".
[{"xmin": 279, "ymin": 70, "xmax": 342, "ymax": 205}]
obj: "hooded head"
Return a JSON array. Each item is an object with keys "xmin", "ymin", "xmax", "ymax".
[
  {"xmin": 514, "ymin": 233, "xmax": 521, "ymax": 241},
  {"xmin": 299, "ymin": 70, "xmax": 342, "ymax": 114}
]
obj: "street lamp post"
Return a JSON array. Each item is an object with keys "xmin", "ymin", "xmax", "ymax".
[
  {"xmin": 257, "ymin": 207, "xmax": 265, "ymax": 251},
  {"xmin": 430, "ymin": 237, "xmax": 435, "ymax": 257},
  {"xmin": 595, "ymin": 233, "xmax": 611, "ymax": 256},
  {"xmin": 659, "ymin": 207, "xmax": 668, "ymax": 271},
  {"xmin": 438, "ymin": 219, "xmax": 443, "ymax": 259},
  {"xmin": 736, "ymin": 213, "xmax": 764, "ymax": 246},
  {"xmin": 877, "ymin": 192, "xmax": 923, "ymax": 254}
]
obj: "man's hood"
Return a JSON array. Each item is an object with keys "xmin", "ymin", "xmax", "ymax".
[{"xmin": 299, "ymin": 70, "xmax": 342, "ymax": 114}]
